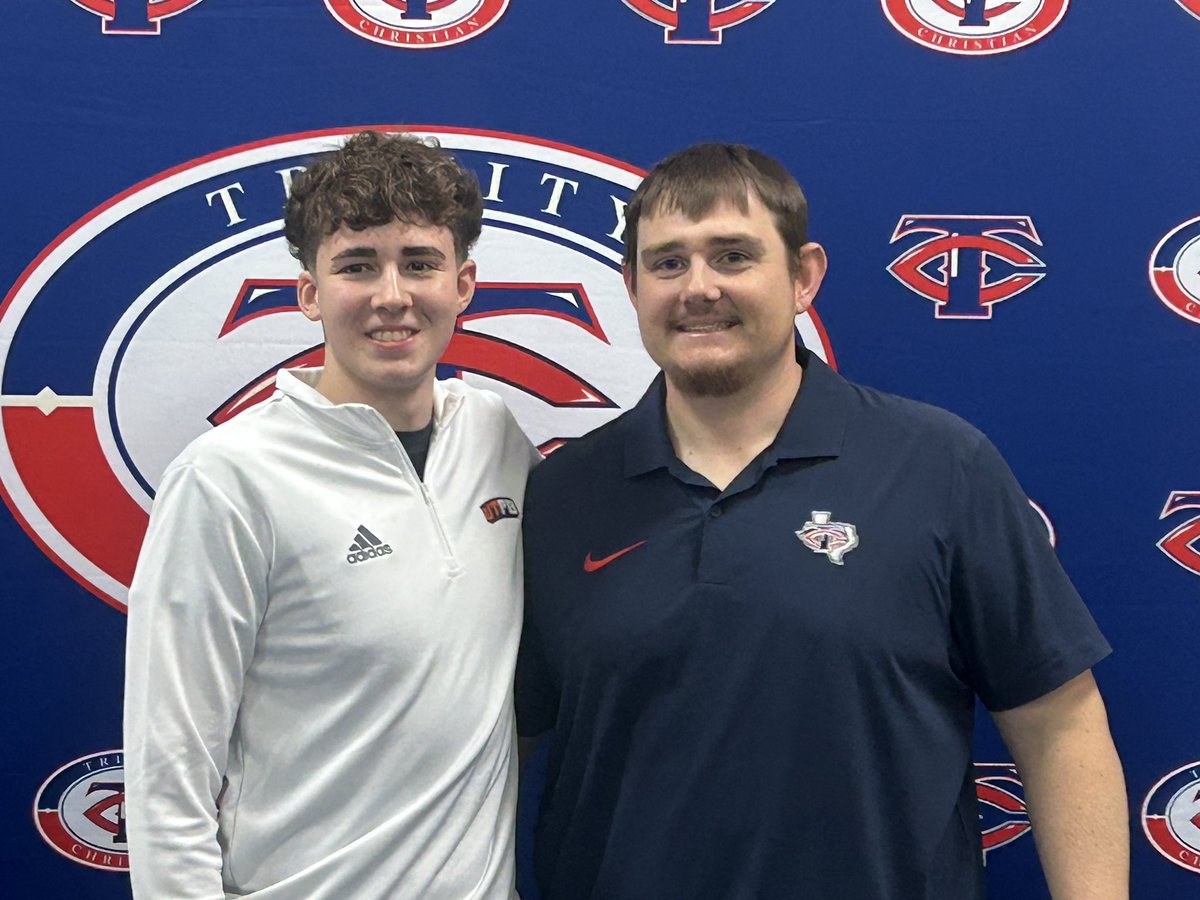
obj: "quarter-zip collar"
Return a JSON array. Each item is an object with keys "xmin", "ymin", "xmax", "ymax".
[{"xmin": 275, "ymin": 367, "xmax": 465, "ymax": 449}]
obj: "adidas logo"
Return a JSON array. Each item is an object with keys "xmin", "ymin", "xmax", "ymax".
[{"xmin": 346, "ymin": 525, "xmax": 393, "ymax": 565}]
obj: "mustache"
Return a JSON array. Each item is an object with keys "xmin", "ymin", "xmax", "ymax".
[{"xmin": 669, "ymin": 297, "xmax": 741, "ymax": 329}]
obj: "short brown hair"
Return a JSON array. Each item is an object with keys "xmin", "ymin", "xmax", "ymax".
[
  {"xmin": 623, "ymin": 143, "xmax": 809, "ymax": 272},
  {"xmin": 284, "ymin": 130, "xmax": 483, "ymax": 271}
]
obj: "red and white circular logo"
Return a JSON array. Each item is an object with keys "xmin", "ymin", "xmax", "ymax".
[
  {"xmin": 1150, "ymin": 215, "xmax": 1200, "ymax": 326},
  {"xmin": 34, "ymin": 751, "xmax": 127, "ymax": 872},
  {"xmin": 68, "ymin": 0, "xmax": 205, "ymax": 34},
  {"xmin": 324, "ymin": 0, "xmax": 509, "ymax": 48},
  {"xmin": 1143, "ymin": 760, "xmax": 1200, "ymax": 875},
  {"xmin": 1177, "ymin": 0, "xmax": 1200, "ymax": 22},
  {"xmin": 881, "ymin": 0, "xmax": 1069, "ymax": 56},
  {"xmin": 0, "ymin": 125, "xmax": 840, "ymax": 612}
]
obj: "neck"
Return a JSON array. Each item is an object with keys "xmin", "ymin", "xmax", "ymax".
[
  {"xmin": 664, "ymin": 360, "xmax": 802, "ymax": 491},
  {"xmin": 313, "ymin": 371, "xmax": 435, "ymax": 432},
  {"xmin": 379, "ymin": 395, "xmax": 435, "ymax": 432}
]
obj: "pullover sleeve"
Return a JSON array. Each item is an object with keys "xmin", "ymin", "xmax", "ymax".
[{"xmin": 123, "ymin": 461, "xmax": 269, "ymax": 899}]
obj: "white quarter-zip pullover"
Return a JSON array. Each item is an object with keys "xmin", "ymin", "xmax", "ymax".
[{"xmin": 124, "ymin": 369, "xmax": 538, "ymax": 899}]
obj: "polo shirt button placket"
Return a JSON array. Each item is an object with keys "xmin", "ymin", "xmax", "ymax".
[{"xmin": 698, "ymin": 502, "xmax": 729, "ymax": 584}]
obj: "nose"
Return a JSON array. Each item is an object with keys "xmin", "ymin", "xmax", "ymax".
[
  {"xmin": 373, "ymin": 266, "xmax": 413, "ymax": 312},
  {"xmin": 682, "ymin": 260, "xmax": 722, "ymax": 303}
]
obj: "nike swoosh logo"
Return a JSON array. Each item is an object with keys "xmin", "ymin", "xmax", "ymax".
[{"xmin": 583, "ymin": 540, "xmax": 647, "ymax": 573}]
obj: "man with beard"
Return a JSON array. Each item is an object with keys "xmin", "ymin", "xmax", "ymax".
[{"xmin": 516, "ymin": 143, "xmax": 1127, "ymax": 899}]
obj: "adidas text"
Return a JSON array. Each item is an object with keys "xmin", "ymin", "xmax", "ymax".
[{"xmin": 347, "ymin": 544, "xmax": 393, "ymax": 565}]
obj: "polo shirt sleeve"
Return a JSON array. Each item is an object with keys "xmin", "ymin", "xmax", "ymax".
[{"xmin": 947, "ymin": 434, "xmax": 1110, "ymax": 712}]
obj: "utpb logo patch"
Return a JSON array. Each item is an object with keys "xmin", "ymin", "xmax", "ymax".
[
  {"xmin": 0, "ymin": 124, "xmax": 842, "ymax": 611},
  {"xmin": 887, "ymin": 215, "xmax": 1045, "ymax": 319},
  {"xmin": 621, "ymin": 0, "xmax": 773, "ymax": 44},
  {"xmin": 324, "ymin": 0, "xmax": 509, "ymax": 48},
  {"xmin": 34, "ymin": 751, "xmax": 127, "ymax": 871},
  {"xmin": 1158, "ymin": 492, "xmax": 1200, "ymax": 578},
  {"xmin": 882, "ymin": 0, "xmax": 1069, "ymax": 56},
  {"xmin": 1143, "ymin": 760, "xmax": 1200, "ymax": 875},
  {"xmin": 975, "ymin": 763, "xmax": 1031, "ymax": 859},
  {"xmin": 480, "ymin": 497, "xmax": 520, "ymax": 523},
  {"xmin": 1150, "ymin": 216, "xmax": 1200, "ymax": 326},
  {"xmin": 68, "ymin": 0, "xmax": 205, "ymax": 34}
]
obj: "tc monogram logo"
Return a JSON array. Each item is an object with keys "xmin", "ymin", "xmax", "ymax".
[
  {"xmin": 621, "ymin": 0, "xmax": 773, "ymax": 44},
  {"xmin": 887, "ymin": 215, "xmax": 1046, "ymax": 319},
  {"xmin": 975, "ymin": 763, "xmax": 1032, "ymax": 858},
  {"xmin": 67, "ymin": 0, "xmax": 206, "ymax": 34},
  {"xmin": 1158, "ymin": 491, "xmax": 1200, "ymax": 577}
]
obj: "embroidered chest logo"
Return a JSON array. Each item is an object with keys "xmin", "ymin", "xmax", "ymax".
[
  {"xmin": 347, "ymin": 525, "xmax": 393, "ymax": 564},
  {"xmin": 480, "ymin": 497, "xmax": 520, "ymax": 523},
  {"xmin": 583, "ymin": 540, "xmax": 647, "ymax": 573},
  {"xmin": 795, "ymin": 511, "xmax": 859, "ymax": 565}
]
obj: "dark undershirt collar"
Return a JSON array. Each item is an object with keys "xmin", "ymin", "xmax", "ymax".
[{"xmin": 395, "ymin": 421, "xmax": 434, "ymax": 480}]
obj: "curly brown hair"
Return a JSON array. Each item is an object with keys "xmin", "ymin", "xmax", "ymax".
[{"xmin": 283, "ymin": 130, "xmax": 483, "ymax": 271}]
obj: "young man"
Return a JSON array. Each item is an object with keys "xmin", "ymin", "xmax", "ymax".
[
  {"xmin": 516, "ymin": 143, "xmax": 1128, "ymax": 899},
  {"xmin": 124, "ymin": 131, "xmax": 537, "ymax": 899}
]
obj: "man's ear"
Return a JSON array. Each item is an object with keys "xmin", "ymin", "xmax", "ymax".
[
  {"xmin": 792, "ymin": 242, "xmax": 828, "ymax": 316},
  {"xmin": 456, "ymin": 258, "xmax": 477, "ymax": 314},
  {"xmin": 297, "ymin": 270, "xmax": 321, "ymax": 322},
  {"xmin": 623, "ymin": 264, "xmax": 638, "ymax": 312}
]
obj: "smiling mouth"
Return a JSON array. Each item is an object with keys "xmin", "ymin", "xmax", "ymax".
[
  {"xmin": 676, "ymin": 321, "xmax": 737, "ymax": 333},
  {"xmin": 369, "ymin": 329, "xmax": 416, "ymax": 342}
]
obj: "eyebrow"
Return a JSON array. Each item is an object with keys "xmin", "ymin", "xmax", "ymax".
[
  {"xmin": 329, "ymin": 245, "xmax": 448, "ymax": 262},
  {"xmin": 639, "ymin": 234, "xmax": 766, "ymax": 265}
]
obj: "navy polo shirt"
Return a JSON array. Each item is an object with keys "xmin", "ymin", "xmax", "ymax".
[{"xmin": 516, "ymin": 347, "xmax": 1110, "ymax": 900}]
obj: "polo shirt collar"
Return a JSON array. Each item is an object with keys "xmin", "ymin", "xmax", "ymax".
[{"xmin": 623, "ymin": 344, "xmax": 852, "ymax": 479}]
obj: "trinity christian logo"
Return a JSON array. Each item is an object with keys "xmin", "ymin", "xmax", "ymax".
[
  {"xmin": 975, "ymin": 763, "xmax": 1031, "ymax": 859},
  {"xmin": 795, "ymin": 511, "xmax": 859, "ymax": 565},
  {"xmin": 1158, "ymin": 492, "xmax": 1200, "ymax": 578},
  {"xmin": 68, "ymin": 0, "xmax": 205, "ymax": 34},
  {"xmin": 882, "ymin": 0, "xmax": 1069, "ymax": 56},
  {"xmin": 1142, "ymin": 760, "xmax": 1200, "ymax": 875},
  {"xmin": 323, "ymin": 0, "xmax": 510, "ymax": 48},
  {"xmin": 1150, "ymin": 216, "xmax": 1200, "ymax": 326},
  {"xmin": 621, "ymin": 0, "xmax": 773, "ymax": 44},
  {"xmin": 34, "ymin": 751, "xmax": 127, "ymax": 871},
  {"xmin": 0, "ymin": 125, "xmax": 839, "ymax": 611},
  {"xmin": 887, "ymin": 215, "xmax": 1046, "ymax": 319}
]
